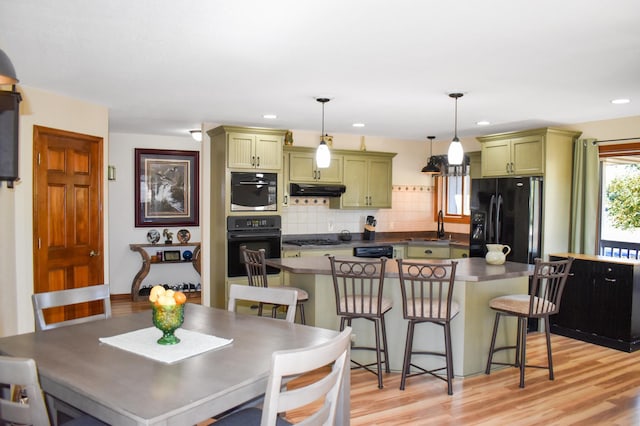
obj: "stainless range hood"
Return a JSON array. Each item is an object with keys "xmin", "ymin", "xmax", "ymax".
[{"xmin": 289, "ymin": 183, "xmax": 346, "ymax": 197}]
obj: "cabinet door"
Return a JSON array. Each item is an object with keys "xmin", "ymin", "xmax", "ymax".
[
  {"xmin": 481, "ymin": 139, "xmax": 511, "ymax": 177},
  {"xmin": 550, "ymin": 257, "xmax": 591, "ymax": 332},
  {"xmin": 227, "ymin": 132, "xmax": 256, "ymax": 169},
  {"xmin": 367, "ymin": 157, "xmax": 393, "ymax": 208},
  {"xmin": 316, "ymin": 155, "xmax": 343, "ymax": 183},
  {"xmin": 511, "ymin": 135, "xmax": 544, "ymax": 175},
  {"xmin": 406, "ymin": 245, "xmax": 450, "ymax": 259},
  {"xmin": 254, "ymin": 134, "xmax": 282, "ymax": 170},
  {"xmin": 450, "ymin": 247, "xmax": 469, "ymax": 259},
  {"xmin": 289, "ymin": 152, "xmax": 343, "ymax": 183},
  {"xmin": 591, "ymin": 262, "xmax": 632, "ymax": 340},
  {"xmin": 341, "ymin": 156, "xmax": 368, "ymax": 208}
]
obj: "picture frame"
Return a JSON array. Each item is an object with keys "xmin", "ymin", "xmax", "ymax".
[
  {"xmin": 163, "ymin": 250, "xmax": 181, "ymax": 262},
  {"xmin": 135, "ymin": 149, "xmax": 199, "ymax": 227}
]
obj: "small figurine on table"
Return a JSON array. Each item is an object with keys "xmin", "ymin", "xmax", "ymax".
[{"xmin": 163, "ymin": 229, "xmax": 173, "ymax": 244}]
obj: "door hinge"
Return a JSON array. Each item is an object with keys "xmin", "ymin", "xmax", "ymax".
[
  {"xmin": 38, "ymin": 238, "xmax": 41, "ymax": 249},
  {"xmin": 37, "ymin": 152, "xmax": 41, "ymax": 165}
]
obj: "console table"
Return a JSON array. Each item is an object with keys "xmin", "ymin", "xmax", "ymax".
[{"xmin": 129, "ymin": 243, "xmax": 201, "ymax": 301}]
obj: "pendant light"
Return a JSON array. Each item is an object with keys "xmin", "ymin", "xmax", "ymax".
[
  {"xmin": 0, "ymin": 48, "xmax": 19, "ymax": 84},
  {"xmin": 421, "ymin": 136, "xmax": 441, "ymax": 174},
  {"xmin": 447, "ymin": 93, "xmax": 464, "ymax": 165},
  {"xmin": 315, "ymin": 97, "xmax": 331, "ymax": 168}
]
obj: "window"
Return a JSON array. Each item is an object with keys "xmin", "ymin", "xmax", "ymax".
[
  {"xmin": 598, "ymin": 142, "xmax": 640, "ymax": 259},
  {"xmin": 434, "ymin": 173, "xmax": 471, "ymax": 224}
]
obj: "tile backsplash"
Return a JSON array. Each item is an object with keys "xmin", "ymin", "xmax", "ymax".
[{"xmin": 282, "ymin": 185, "xmax": 439, "ymax": 235}]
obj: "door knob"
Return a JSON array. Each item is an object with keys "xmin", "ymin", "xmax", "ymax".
[{"xmin": 89, "ymin": 250, "xmax": 100, "ymax": 257}]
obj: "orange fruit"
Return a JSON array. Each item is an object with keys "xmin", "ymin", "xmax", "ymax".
[{"xmin": 174, "ymin": 291, "xmax": 187, "ymax": 305}]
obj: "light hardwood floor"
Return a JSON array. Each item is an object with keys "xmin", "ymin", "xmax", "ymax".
[{"xmin": 112, "ymin": 299, "xmax": 640, "ymax": 425}]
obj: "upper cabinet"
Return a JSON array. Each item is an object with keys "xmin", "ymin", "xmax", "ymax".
[
  {"xmin": 479, "ymin": 133, "xmax": 544, "ymax": 177},
  {"xmin": 287, "ymin": 149, "xmax": 343, "ymax": 183},
  {"xmin": 226, "ymin": 129, "xmax": 283, "ymax": 170},
  {"xmin": 330, "ymin": 152, "xmax": 395, "ymax": 209}
]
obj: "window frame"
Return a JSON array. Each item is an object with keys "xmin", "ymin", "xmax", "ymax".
[{"xmin": 434, "ymin": 174, "xmax": 471, "ymax": 225}]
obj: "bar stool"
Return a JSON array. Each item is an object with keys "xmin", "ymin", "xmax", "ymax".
[
  {"xmin": 485, "ymin": 257, "xmax": 574, "ymax": 388},
  {"xmin": 396, "ymin": 258, "xmax": 459, "ymax": 395},
  {"xmin": 329, "ymin": 255, "xmax": 391, "ymax": 389},
  {"xmin": 241, "ymin": 247, "xmax": 308, "ymax": 324}
]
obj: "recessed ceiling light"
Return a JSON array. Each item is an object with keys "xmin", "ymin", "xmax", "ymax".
[
  {"xmin": 611, "ymin": 98, "xmax": 630, "ymax": 105},
  {"xmin": 263, "ymin": 114, "xmax": 277, "ymax": 119},
  {"xmin": 476, "ymin": 120, "xmax": 491, "ymax": 126},
  {"xmin": 352, "ymin": 123, "xmax": 365, "ymax": 128}
]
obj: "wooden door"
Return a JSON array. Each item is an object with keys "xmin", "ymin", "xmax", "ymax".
[{"xmin": 33, "ymin": 126, "xmax": 104, "ymax": 325}]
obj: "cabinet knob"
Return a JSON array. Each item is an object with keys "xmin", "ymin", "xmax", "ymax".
[{"xmin": 425, "ymin": 250, "xmax": 433, "ymax": 254}]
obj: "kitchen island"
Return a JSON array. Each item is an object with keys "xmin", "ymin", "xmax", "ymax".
[{"xmin": 267, "ymin": 256, "xmax": 534, "ymax": 377}]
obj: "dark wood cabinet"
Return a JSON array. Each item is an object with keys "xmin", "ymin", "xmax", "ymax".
[{"xmin": 550, "ymin": 254, "xmax": 640, "ymax": 352}]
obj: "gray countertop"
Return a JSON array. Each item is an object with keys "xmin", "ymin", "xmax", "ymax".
[{"xmin": 266, "ymin": 256, "xmax": 534, "ymax": 282}]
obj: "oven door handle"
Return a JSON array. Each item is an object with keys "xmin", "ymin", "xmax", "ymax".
[{"xmin": 228, "ymin": 232, "xmax": 281, "ymax": 240}]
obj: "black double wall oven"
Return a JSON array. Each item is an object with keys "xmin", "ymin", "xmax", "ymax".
[{"xmin": 227, "ymin": 215, "xmax": 282, "ymax": 277}]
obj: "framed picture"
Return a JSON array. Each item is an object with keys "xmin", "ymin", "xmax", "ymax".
[
  {"xmin": 135, "ymin": 149, "xmax": 199, "ymax": 227},
  {"xmin": 163, "ymin": 250, "xmax": 181, "ymax": 261}
]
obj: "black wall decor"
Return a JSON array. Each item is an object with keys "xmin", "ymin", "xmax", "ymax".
[{"xmin": 0, "ymin": 90, "xmax": 22, "ymax": 187}]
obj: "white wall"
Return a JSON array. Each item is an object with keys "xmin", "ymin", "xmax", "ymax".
[
  {"xmin": 0, "ymin": 86, "xmax": 108, "ymax": 337},
  {"xmin": 108, "ymin": 133, "xmax": 202, "ymax": 295}
]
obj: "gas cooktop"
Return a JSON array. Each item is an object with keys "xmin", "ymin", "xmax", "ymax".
[{"xmin": 284, "ymin": 239, "xmax": 342, "ymax": 246}]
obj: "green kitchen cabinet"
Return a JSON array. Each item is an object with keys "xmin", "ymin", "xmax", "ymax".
[
  {"xmin": 480, "ymin": 134, "xmax": 544, "ymax": 177},
  {"xmin": 288, "ymin": 150, "xmax": 343, "ymax": 183},
  {"xmin": 227, "ymin": 130, "xmax": 283, "ymax": 170},
  {"xmin": 331, "ymin": 153, "xmax": 395, "ymax": 209},
  {"xmin": 406, "ymin": 244, "xmax": 450, "ymax": 259},
  {"xmin": 450, "ymin": 247, "xmax": 469, "ymax": 259}
]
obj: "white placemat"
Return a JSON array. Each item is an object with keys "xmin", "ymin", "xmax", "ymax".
[{"xmin": 99, "ymin": 327, "xmax": 233, "ymax": 364}]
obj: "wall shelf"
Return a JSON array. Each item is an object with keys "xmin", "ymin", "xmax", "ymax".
[{"xmin": 129, "ymin": 243, "xmax": 201, "ymax": 301}]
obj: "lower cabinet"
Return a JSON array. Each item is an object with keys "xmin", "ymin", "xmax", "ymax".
[
  {"xmin": 406, "ymin": 245, "xmax": 450, "ymax": 259},
  {"xmin": 549, "ymin": 255, "xmax": 640, "ymax": 352}
]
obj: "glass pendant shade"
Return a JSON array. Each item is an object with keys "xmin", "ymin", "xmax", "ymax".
[
  {"xmin": 316, "ymin": 98, "xmax": 331, "ymax": 168},
  {"xmin": 447, "ymin": 93, "xmax": 464, "ymax": 165},
  {"xmin": 447, "ymin": 137, "xmax": 464, "ymax": 165},
  {"xmin": 316, "ymin": 139, "xmax": 331, "ymax": 168},
  {"xmin": 0, "ymin": 48, "xmax": 19, "ymax": 84}
]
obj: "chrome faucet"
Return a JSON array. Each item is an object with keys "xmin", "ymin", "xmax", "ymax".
[{"xmin": 437, "ymin": 210, "xmax": 445, "ymax": 239}]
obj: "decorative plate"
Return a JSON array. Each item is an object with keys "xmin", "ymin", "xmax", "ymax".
[
  {"xmin": 177, "ymin": 229, "xmax": 191, "ymax": 244},
  {"xmin": 147, "ymin": 229, "xmax": 161, "ymax": 244},
  {"xmin": 182, "ymin": 250, "xmax": 193, "ymax": 261}
]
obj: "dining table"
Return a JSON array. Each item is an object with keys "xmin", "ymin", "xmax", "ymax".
[{"xmin": 0, "ymin": 303, "xmax": 347, "ymax": 425}]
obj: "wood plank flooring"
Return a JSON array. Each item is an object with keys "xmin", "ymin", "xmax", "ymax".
[{"xmin": 112, "ymin": 299, "xmax": 640, "ymax": 425}]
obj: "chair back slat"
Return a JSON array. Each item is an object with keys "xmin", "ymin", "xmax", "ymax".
[
  {"xmin": 241, "ymin": 247, "xmax": 269, "ymax": 288},
  {"xmin": 261, "ymin": 327, "xmax": 351, "ymax": 426},
  {"xmin": 397, "ymin": 259, "xmax": 458, "ymax": 321},
  {"xmin": 0, "ymin": 356, "xmax": 52, "ymax": 425},
  {"xmin": 329, "ymin": 257, "xmax": 387, "ymax": 318},
  {"xmin": 228, "ymin": 284, "xmax": 298, "ymax": 323},
  {"xmin": 528, "ymin": 257, "xmax": 574, "ymax": 317},
  {"xmin": 32, "ymin": 284, "xmax": 111, "ymax": 331}
]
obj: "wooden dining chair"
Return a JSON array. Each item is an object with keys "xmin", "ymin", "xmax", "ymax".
[
  {"xmin": 396, "ymin": 258, "xmax": 459, "ymax": 395},
  {"xmin": 0, "ymin": 355, "xmax": 106, "ymax": 425},
  {"xmin": 485, "ymin": 257, "xmax": 574, "ymax": 388},
  {"xmin": 32, "ymin": 284, "xmax": 112, "ymax": 331},
  {"xmin": 329, "ymin": 255, "xmax": 391, "ymax": 389},
  {"xmin": 213, "ymin": 327, "xmax": 352, "ymax": 426},
  {"xmin": 228, "ymin": 284, "xmax": 298, "ymax": 323},
  {"xmin": 241, "ymin": 247, "xmax": 309, "ymax": 324}
]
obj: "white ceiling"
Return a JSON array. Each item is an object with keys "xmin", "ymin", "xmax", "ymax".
[{"xmin": 1, "ymin": 0, "xmax": 639, "ymax": 142}]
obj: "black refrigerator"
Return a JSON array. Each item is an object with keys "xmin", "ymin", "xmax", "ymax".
[{"xmin": 469, "ymin": 177, "xmax": 543, "ymax": 264}]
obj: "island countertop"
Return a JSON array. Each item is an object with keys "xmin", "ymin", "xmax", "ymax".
[{"xmin": 266, "ymin": 256, "xmax": 534, "ymax": 282}]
